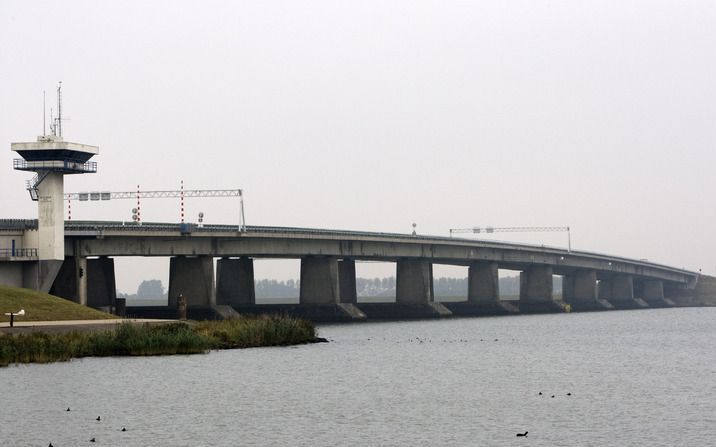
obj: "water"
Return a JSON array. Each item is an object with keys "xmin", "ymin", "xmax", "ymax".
[{"xmin": 1, "ymin": 308, "xmax": 715, "ymax": 446}]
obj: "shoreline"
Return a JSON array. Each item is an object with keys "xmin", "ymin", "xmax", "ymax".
[{"xmin": 0, "ymin": 316, "xmax": 320, "ymax": 367}]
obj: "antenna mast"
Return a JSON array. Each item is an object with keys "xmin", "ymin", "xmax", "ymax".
[
  {"xmin": 42, "ymin": 90, "xmax": 46, "ymax": 136},
  {"xmin": 56, "ymin": 81, "xmax": 63, "ymax": 138}
]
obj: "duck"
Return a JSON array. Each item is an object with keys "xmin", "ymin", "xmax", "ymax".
[
  {"xmin": 516, "ymin": 431, "xmax": 528, "ymax": 437},
  {"xmin": 96, "ymin": 416, "xmax": 101, "ymax": 421}
]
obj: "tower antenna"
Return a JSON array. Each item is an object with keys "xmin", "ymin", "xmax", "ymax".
[
  {"xmin": 42, "ymin": 90, "xmax": 46, "ymax": 137},
  {"xmin": 56, "ymin": 81, "xmax": 63, "ymax": 138}
]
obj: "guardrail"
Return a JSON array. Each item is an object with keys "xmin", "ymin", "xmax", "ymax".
[
  {"xmin": 0, "ymin": 219, "xmax": 698, "ymax": 276},
  {"xmin": 0, "ymin": 219, "xmax": 38, "ymax": 230},
  {"xmin": 0, "ymin": 248, "xmax": 38, "ymax": 258},
  {"xmin": 13, "ymin": 158, "xmax": 97, "ymax": 173}
]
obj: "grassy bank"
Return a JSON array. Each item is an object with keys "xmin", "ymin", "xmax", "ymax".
[
  {"xmin": 0, "ymin": 286, "xmax": 115, "ymax": 322},
  {"xmin": 0, "ymin": 316, "xmax": 318, "ymax": 367}
]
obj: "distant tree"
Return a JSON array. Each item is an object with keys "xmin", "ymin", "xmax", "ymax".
[{"xmin": 136, "ymin": 279, "xmax": 166, "ymax": 298}]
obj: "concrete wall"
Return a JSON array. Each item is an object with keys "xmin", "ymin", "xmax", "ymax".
[
  {"xmin": 37, "ymin": 172, "xmax": 64, "ymax": 261},
  {"xmin": 467, "ymin": 262, "xmax": 499, "ymax": 304},
  {"xmin": 396, "ymin": 259, "xmax": 434, "ymax": 304},
  {"xmin": 338, "ymin": 259, "xmax": 357, "ymax": 304},
  {"xmin": 563, "ymin": 270, "xmax": 597, "ymax": 303},
  {"xmin": 519, "ymin": 265, "xmax": 554, "ymax": 303},
  {"xmin": 87, "ymin": 257, "xmax": 116, "ymax": 308},
  {"xmin": 50, "ymin": 257, "xmax": 79, "ymax": 302},
  {"xmin": 216, "ymin": 257, "xmax": 255, "ymax": 306},
  {"xmin": 168, "ymin": 256, "xmax": 215, "ymax": 306},
  {"xmin": 300, "ymin": 256, "xmax": 340, "ymax": 304}
]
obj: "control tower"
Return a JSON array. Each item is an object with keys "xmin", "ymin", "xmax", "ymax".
[{"xmin": 10, "ymin": 83, "xmax": 98, "ymax": 286}]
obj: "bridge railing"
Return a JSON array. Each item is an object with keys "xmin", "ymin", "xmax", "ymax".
[
  {"xmin": 0, "ymin": 219, "xmax": 39, "ymax": 230},
  {"xmin": 0, "ymin": 248, "xmax": 38, "ymax": 258}
]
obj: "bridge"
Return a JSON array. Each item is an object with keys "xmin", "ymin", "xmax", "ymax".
[{"xmin": 1, "ymin": 219, "xmax": 708, "ymax": 321}]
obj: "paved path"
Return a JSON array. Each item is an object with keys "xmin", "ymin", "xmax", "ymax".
[{"xmin": 0, "ymin": 318, "xmax": 177, "ymax": 334}]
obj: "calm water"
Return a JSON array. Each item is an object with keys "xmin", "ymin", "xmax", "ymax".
[{"xmin": 1, "ymin": 308, "xmax": 715, "ymax": 446}]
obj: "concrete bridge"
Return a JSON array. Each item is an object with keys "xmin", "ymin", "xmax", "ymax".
[{"xmin": 2, "ymin": 219, "xmax": 709, "ymax": 321}]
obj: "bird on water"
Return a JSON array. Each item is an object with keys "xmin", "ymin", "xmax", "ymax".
[
  {"xmin": 516, "ymin": 431, "xmax": 528, "ymax": 437},
  {"xmin": 66, "ymin": 407, "xmax": 71, "ymax": 412},
  {"xmin": 122, "ymin": 427, "xmax": 127, "ymax": 432},
  {"xmin": 90, "ymin": 437, "xmax": 96, "ymax": 442},
  {"xmin": 96, "ymin": 416, "xmax": 101, "ymax": 421}
]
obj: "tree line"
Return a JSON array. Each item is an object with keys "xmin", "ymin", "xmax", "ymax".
[{"xmin": 120, "ymin": 275, "xmax": 563, "ymax": 299}]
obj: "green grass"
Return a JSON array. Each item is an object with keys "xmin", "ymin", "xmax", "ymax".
[
  {"xmin": 0, "ymin": 317, "xmax": 319, "ymax": 367},
  {"xmin": 0, "ymin": 285, "xmax": 115, "ymax": 322}
]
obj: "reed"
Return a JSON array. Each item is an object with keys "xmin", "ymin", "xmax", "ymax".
[{"xmin": 0, "ymin": 316, "xmax": 318, "ymax": 367}]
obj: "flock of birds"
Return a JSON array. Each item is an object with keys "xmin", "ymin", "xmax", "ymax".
[
  {"xmin": 393, "ymin": 337, "xmax": 513, "ymax": 344},
  {"xmin": 513, "ymin": 391, "xmax": 575, "ymax": 438},
  {"xmin": 368, "ymin": 335, "xmax": 575, "ymax": 440},
  {"xmin": 46, "ymin": 408, "xmax": 128, "ymax": 446}
]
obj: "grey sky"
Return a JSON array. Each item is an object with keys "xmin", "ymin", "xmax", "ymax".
[{"xmin": 2, "ymin": 1, "xmax": 715, "ymax": 293}]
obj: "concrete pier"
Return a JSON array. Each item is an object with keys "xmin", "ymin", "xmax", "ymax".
[
  {"xmin": 48, "ymin": 256, "xmax": 87, "ymax": 305},
  {"xmin": 338, "ymin": 259, "xmax": 358, "ymax": 304},
  {"xmin": 600, "ymin": 274, "xmax": 649, "ymax": 309},
  {"xmin": 641, "ymin": 279, "xmax": 674, "ymax": 308},
  {"xmin": 378, "ymin": 259, "xmax": 451, "ymax": 318},
  {"xmin": 300, "ymin": 256, "xmax": 340, "ymax": 304},
  {"xmin": 49, "ymin": 257, "xmax": 78, "ymax": 303},
  {"xmin": 563, "ymin": 270, "xmax": 613, "ymax": 311},
  {"xmin": 216, "ymin": 257, "xmax": 255, "ymax": 306},
  {"xmin": 87, "ymin": 257, "xmax": 116, "ymax": 309},
  {"xmin": 296, "ymin": 256, "xmax": 365, "ymax": 320},
  {"xmin": 519, "ymin": 265, "xmax": 568, "ymax": 313},
  {"xmin": 168, "ymin": 256, "xmax": 215, "ymax": 306},
  {"xmin": 444, "ymin": 262, "xmax": 517, "ymax": 316}
]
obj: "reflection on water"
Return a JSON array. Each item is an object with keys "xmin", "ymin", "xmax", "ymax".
[{"xmin": 1, "ymin": 308, "xmax": 715, "ymax": 446}]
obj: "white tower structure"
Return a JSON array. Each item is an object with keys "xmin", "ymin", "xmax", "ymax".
[{"xmin": 11, "ymin": 83, "xmax": 98, "ymax": 267}]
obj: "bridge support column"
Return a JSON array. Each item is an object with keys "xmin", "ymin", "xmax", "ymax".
[
  {"xmin": 49, "ymin": 256, "xmax": 87, "ymax": 305},
  {"xmin": 519, "ymin": 265, "xmax": 568, "ymax": 313},
  {"xmin": 87, "ymin": 257, "xmax": 116, "ymax": 309},
  {"xmin": 563, "ymin": 270, "xmax": 613, "ymax": 311},
  {"xmin": 444, "ymin": 262, "xmax": 517, "ymax": 315},
  {"xmin": 386, "ymin": 259, "xmax": 451, "ymax": 318},
  {"xmin": 641, "ymin": 279, "xmax": 674, "ymax": 308},
  {"xmin": 468, "ymin": 262, "xmax": 500, "ymax": 305},
  {"xmin": 295, "ymin": 256, "xmax": 365, "ymax": 321},
  {"xmin": 216, "ymin": 258, "xmax": 255, "ymax": 306},
  {"xmin": 168, "ymin": 256, "xmax": 215, "ymax": 307},
  {"xmin": 338, "ymin": 258, "xmax": 357, "ymax": 304},
  {"xmin": 603, "ymin": 274, "xmax": 649, "ymax": 309},
  {"xmin": 300, "ymin": 256, "xmax": 340, "ymax": 304}
]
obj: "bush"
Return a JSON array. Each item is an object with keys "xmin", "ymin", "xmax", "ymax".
[{"xmin": 0, "ymin": 316, "xmax": 317, "ymax": 366}]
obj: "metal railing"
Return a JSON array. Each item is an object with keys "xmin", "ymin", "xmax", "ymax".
[
  {"xmin": 13, "ymin": 158, "xmax": 97, "ymax": 173},
  {"xmin": 0, "ymin": 218, "xmax": 699, "ymax": 277},
  {"xmin": 0, "ymin": 219, "xmax": 38, "ymax": 230},
  {"xmin": 0, "ymin": 248, "xmax": 38, "ymax": 258}
]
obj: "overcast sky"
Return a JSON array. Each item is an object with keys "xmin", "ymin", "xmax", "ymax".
[{"xmin": 2, "ymin": 1, "xmax": 715, "ymax": 293}]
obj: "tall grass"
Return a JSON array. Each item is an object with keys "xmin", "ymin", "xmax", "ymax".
[
  {"xmin": 0, "ymin": 316, "xmax": 317, "ymax": 367},
  {"xmin": 195, "ymin": 315, "xmax": 316, "ymax": 349}
]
